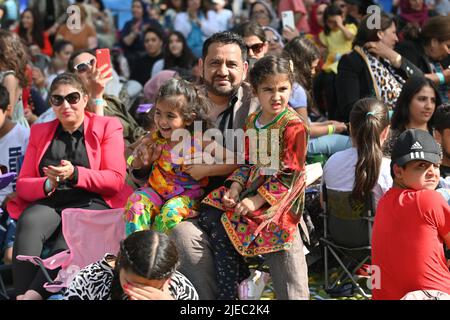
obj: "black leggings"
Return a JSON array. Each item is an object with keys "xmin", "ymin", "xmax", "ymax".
[
  {"xmin": 198, "ymin": 205, "xmax": 250, "ymax": 300},
  {"xmin": 12, "ymin": 201, "xmax": 110, "ymax": 298}
]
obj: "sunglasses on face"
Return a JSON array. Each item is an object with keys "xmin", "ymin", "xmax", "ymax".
[
  {"xmin": 50, "ymin": 92, "xmax": 81, "ymax": 107},
  {"xmin": 247, "ymin": 42, "xmax": 265, "ymax": 54},
  {"xmin": 73, "ymin": 59, "xmax": 95, "ymax": 73}
]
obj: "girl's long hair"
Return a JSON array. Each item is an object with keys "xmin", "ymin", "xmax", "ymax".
[
  {"xmin": 391, "ymin": 76, "xmax": 441, "ymax": 133},
  {"xmin": 350, "ymin": 98, "xmax": 390, "ymax": 201},
  {"xmin": 18, "ymin": 8, "xmax": 45, "ymax": 49},
  {"xmin": 282, "ymin": 37, "xmax": 320, "ymax": 113},
  {"xmin": 164, "ymin": 31, "xmax": 197, "ymax": 71}
]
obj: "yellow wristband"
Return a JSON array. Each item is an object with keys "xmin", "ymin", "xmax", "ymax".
[
  {"xmin": 327, "ymin": 124, "xmax": 334, "ymax": 135},
  {"xmin": 127, "ymin": 155, "xmax": 135, "ymax": 167}
]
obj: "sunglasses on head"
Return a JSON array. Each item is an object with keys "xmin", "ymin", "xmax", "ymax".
[
  {"xmin": 73, "ymin": 59, "xmax": 95, "ymax": 73},
  {"xmin": 246, "ymin": 42, "xmax": 265, "ymax": 54},
  {"xmin": 50, "ymin": 92, "xmax": 81, "ymax": 107}
]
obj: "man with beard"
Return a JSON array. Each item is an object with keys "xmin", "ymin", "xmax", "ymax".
[{"xmin": 131, "ymin": 31, "xmax": 310, "ymax": 300}]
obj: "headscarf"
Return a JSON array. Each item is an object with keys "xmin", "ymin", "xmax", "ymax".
[
  {"xmin": 143, "ymin": 70, "xmax": 177, "ymax": 102},
  {"xmin": 309, "ymin": 2, "xmax": 327, "ymax": 36},
  {"xmin": 250, "ymin": 0, "xmax": 280, "ymax": 30},
  {"xmin": 262, "ymin": 26, "xmax": 284, "ymax": 48},
  {"xmin": 400, "ymin": 0, "xmax": 429, "ymax": 27}
]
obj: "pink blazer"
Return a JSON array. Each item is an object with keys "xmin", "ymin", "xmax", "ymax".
[{"xmin": 8, "ymin": 112, "xmax": 133, "ymax": 220}]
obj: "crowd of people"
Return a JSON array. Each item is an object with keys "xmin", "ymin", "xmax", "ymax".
[{"xmin": 0, "ymin": 0, "xmax": 448, "ymax": 301}]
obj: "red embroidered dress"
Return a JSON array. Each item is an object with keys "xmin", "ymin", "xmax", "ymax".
[{"xmin": 202, "ymin": 108, "xmax": 309, "ymax": 256}]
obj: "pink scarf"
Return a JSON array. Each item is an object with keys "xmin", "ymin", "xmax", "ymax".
[{"xmin": 400, "ymin": 0, "xmax": 429, "ymax": 26}]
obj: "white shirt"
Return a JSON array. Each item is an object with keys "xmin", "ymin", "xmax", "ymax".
[
  {"xmin": 0, "ymin": 124, "xmax": 29, "ymax": 202},
  {"xmin": 322, "ymin": 147, "xmax": 392, "ymax": 207}
]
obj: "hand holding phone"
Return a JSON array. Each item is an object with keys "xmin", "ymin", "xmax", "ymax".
[
  {"xmin": 281, "ymin": 10, "xmax": 296, "ymax": 31},
  {"xmin": 95, "ymin": 48, "xmax": 112, "ymax": 78}
]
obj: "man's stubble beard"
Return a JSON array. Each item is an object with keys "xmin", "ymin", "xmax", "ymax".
[{"xmin": 201, "ymin": 73, "xmax": 241, "ymax": 98}]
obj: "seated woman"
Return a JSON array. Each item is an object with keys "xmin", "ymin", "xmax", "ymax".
[
  {"xmin": 322, "ymin": 98, "xmax": 392, "ymax": 247},
  {"xmin": 7, "ymin": 72, "xmax": 132, "ymax": 300},
  {"xmin": 64, "ymin": 230, "xmax": 199, "ymax": 300},
  {"xmin": 387, "ymin": 76, "xmax": 441, "ymax": 155},
  {"xmin": 335, "ymin": 12, "xmax": 423, "ymax": 122}
]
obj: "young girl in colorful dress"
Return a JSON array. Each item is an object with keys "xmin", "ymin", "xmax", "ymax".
[
  {"xmin": 124, "ymin": 78, "xmax": 214, "ymax": 235},
  {"xmin": 198, "ymin": 55, "xmax": 310, "ymax": 300}
]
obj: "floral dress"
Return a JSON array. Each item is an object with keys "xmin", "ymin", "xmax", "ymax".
[{"xmin": 124, "ymin": 131, "xmax": 208, "ymax": 235}]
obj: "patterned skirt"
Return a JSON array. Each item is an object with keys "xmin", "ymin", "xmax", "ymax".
[{"xmin": 202, "ymin": 186, "xmax": 298, "ymax": 257}]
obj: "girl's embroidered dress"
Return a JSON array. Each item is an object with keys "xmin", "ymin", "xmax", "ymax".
[{"xmin": 202, "ymin": 108, "xmax": 309, "ymax": 256}]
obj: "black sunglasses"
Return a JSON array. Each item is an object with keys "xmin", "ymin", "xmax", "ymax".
[
  {"xmin": 50, "ymin": 92, "xmax": 81, "ymax": 107},
  {"xmin": 73, "ymin": 59, "xmax": 95, "ymax": 73},
  {"xmin": 246, "ymin": 42, "xmax": 265, "ymax": 54}
]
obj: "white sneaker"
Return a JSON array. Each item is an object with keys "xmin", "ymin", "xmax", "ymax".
[{"xmin": 238, "ymin": 270, "xmax": 271, "ymax": 300}]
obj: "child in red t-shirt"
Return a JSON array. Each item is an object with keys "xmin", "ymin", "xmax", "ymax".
[{"xmin": 372, "ymin": 128, "xmax": 450, "ymax": 300}]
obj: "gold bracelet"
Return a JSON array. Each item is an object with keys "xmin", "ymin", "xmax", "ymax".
[{"xmin": 395, "ymin": 54, "xmax": 402, "ymax": 66}]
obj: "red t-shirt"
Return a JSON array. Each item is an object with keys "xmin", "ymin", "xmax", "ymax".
[{"xmin": 372, "ymin": 188, "xmax": 450, "ymax": 300}]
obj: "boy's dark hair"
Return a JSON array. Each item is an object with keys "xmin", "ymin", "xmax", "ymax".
[
  {"xmin": 323, "ymin": 4, "xmax": 343, "ymax": 35},
  {"xmin": 110, "ymin": 230, "xmax": 179, "ymax": 300},
  {"xmin": 143, "ymin": 26, "xmax": 166, "ymax": 43},
  {"xmin": 433, "ymin": 104, "xmax": 450, "ymax": 133},
  {"xmin": 202, "ymin": 31, "xmax": 248, "ymax": 62},
  {"xmin": 233, "ymin": 21, "xmax": 267, "ymax": 43},
  {"xmin": 0, "ymin": 84, "xmax": 10, "ymax": 112}
]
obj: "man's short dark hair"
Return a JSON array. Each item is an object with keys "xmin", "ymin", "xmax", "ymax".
[
  {"xmin": 434, "ymin": 104, "xmax": 450, "ymax": 133},
  {"xmin": 0, "ymin": 84, "xmax": 10, "ymax": 112},
  {"xmin": 233, "ymin": 21, "xmax": 267, "ymax": 43},
  {"xmin": 202, "ymin": 31, "xmax": 248, "ymax": 62}
]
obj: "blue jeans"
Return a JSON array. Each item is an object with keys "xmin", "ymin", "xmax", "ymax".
[
  {"xmin": 0, "ymin": 212, "xmax": 16, "ymax": 256},
  {"xmin": 307, "ymin": 134, "xmax": 352, "ymax": 156}
]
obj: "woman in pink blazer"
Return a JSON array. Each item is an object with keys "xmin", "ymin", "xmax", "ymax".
[{"xmin": 7, "ymin": 73, "xmax": 132, "ymax": 300}]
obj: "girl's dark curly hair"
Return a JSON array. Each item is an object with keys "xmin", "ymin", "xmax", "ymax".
[
  {"xmin": 110, "ymin": 230, "xmax": 179, "ymax": 300},
  {"xmin": 155, "ymin": 78, "xmax": 215, "ymax": 133},
  {"xmin": 0, "ymin": 30, "xmax": 29, "ymax": 88}
]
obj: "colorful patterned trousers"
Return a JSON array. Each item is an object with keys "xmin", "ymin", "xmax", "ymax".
[{"xmin": 124, "ymin": 187, "xmax": 200, "ymax": 236}]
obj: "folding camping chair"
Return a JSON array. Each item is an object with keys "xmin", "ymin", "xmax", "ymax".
[
  {"xmin": 320, "ymin": 185, "xmax": 374, "ymax": 298},
  {"xmin": 16, "ymin": 208, "xmax": 125, "ymax": 294}
]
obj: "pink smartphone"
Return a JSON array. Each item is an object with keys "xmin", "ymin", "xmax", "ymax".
[{"xmin": 95, "ymin": 48, "xmax": 112, "ymax": 77}]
